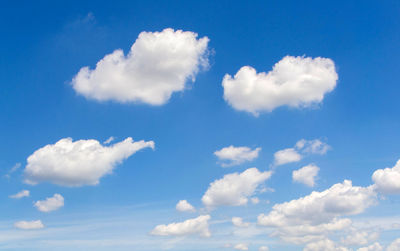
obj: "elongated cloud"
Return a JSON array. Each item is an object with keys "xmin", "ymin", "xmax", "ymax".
[
  {"xmin": 214, "ymin": 145, "xmax": 261, "ymax": 167},
  {"xmin": 24, "ymin": 137, "xmax": 154, "ymax": 187},
  {"xmin": 274, "ymin": 148, "xmax": 302, "ymax": 166},
  {"xmin": 34, "ymin": 194, "xmax": 64, "ymax": 212},
  {"xmin": 150, "ymin": 215, "xmax": 211, "ymax": 237},
  {"xmin": 372, "ymin": 159, "xmax": 400, "ymax": 194},
  {"xmin": 14, "ymin": 220, "xmax": 44, "ymax": 230},
  {"xmin": 9, "ymin": 190, "xmax": 30, "ymax": 199},
  {"xmin": 202, "ymin": 167, "xmax": 272, "ymax": 209},
  {"xmin": 222, "ymin": 56, "xmax": 338, "ymax": 115},
  {"xmin": 72, "ymin": 28, "xmax": 209, "ymax": 105}
]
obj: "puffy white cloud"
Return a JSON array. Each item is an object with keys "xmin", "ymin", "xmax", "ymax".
[
  {"xmin": 9, "ymin": 190, "xmax": 30, "ymax": 199},
  {"xmin": 34, "ymin": 193, "xmax": 64, "ymax": 212},
  {"xmin": 341, "ymin": 230, "xmax": 379, "ymax": 246},
  {"xmin": 274, "ymin": 148, "xmax": 302, "ymax": 166},
  {"xmin": 259, "ymin": 246, "xmax": 269, "ymax": 251},
  {"xmin": 387, "ymin": 238, "xmax": 400, "ymax": 251},
  {"xmin": 303, "ymin": 239, "xmax": 350, "ymax": 251},
  {"xmin": 24, "ymin": 137, "xmax": 154, "ymax": 187},
  {"xmin": 150, "ymin": 215, "xmax": 211, "ymax": 237},
  {"xmin": 222, "ymin": 56, "xmax": 338, "ymax": 115},
  {"xmin": 72, "ymin": 28, "xmax": 209, "ymax": 105},
  {"xmin": 202, "ymin": 168, "xmax": 272, "ymax": 209},
  {"xmin": 176, "ymin": 200, "xmax": 195, "ymax": 212},
  {"xmin": 372, "ymin": 159, "xmax": 400, "ymax": 194},
  {"xmin": 292, "ymin": 164, "xmax": 319, "ymax": 187},
  {"xmin": 296, "ymin": 139, "xmax": 330, "ymax": 155},
  {"xmin": 214, "ymin": 146, "xmax": 261, "ymax": 167},
  {"xmin": 234, "ymin": 243, "xmax": 249, "ymax": 250},
  {"xmin": 258, "ymin": 180, "xmax": 376, "ymax": 243},
  {"xmin": 356, "ymin": 242, "xmax": 383, "ymax": 251},
  {"xmin": 14, "ymin": 220, "xmax": 44, "ymax": 230},
  {"xmin": 232, "ymin": 217, "xmax": 250, "ymax": 228}
]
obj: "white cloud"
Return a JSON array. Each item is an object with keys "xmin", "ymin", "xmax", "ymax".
[
  {"xmin": 14, "ymin": 220, "xmax": 44, "ymax": 230},
  {"xmin": 296, "ymin": 139, "xmax": 330, "ymax": 155},
  {"xmin": 202, "ymin": 168, "xmax": 272, "ymax": 209},
  {"xmin": 234, "ymin": 243, "xmax": 249, "ymax": 250},
  {"xmin": 103, "ymin": 136, "xmax": 115, "ymax": 144},
  {"xmin": 387, "ymin": 238, "xmax": 400, "ymax": 251},
  {"xmin": 4, "ymin": 162, "xmax": 21, "ymax": 178},
  {"xmin": 303, "ymin": 239, "xmax": 350, "ymax": 251},
  {"xmin": 9, "ymin": 190, "xmax": 30, "ymax": 199},
  {"xmin": 292, "ymin": 164, "xmax": 319, "ymax": 187},
  {"xmin": 34, "ymin": 193, "xmax": 64, "ymax": 212},
  {"xmin": 24, "ymin": 137, "xmax": 154, "ymax": 187},
  {"xmin": 176, "ymin": 200, "xmax": 195, "ymax": 212},
  {"xmin": 72, "ymin": 28, "xmax": 209, "ymax": 105},
  {"xmin": 341, "ymin": 230, "xmax": 379, "ymax": 246},
  {"xmin": 356, "ymin": 242, "xmax": 383, "ymax": 251},
  {"xmin": 258, "ymin": 180, "xmax": 376, "ymax": 243},
  {"xmin": 232, "ymin": 217, "xmax": 250, "ymax": 228},
  {"xmin": 150, "ymin": 215, "xmax": 211, "ymax": 237},
  {"xmin": 372, "ymin": 159, "xmax": 400, "ymax": 194},
  {"xmin": 222, "ymin": 56, "xmax": 338, "ymax": 115},
  {"xmin": 259, "ymin": 246, "xmax": 269, "ymax": 251},
  {"xmin": 274, "ymin": 148, "xmax": 302, "ymax": 166},
  {"xmin": 214, "ymin": 146, "xmax": 261, "ymax": 167}
]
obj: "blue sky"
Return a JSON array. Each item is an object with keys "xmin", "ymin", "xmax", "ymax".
[{"xmin": 1, "ymin": 1, "xmax": 400, "ymax": 250}]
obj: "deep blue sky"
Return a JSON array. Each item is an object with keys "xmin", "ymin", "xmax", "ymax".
[{"xmin": 0, "ymin": 1, "xmax": 399, "ymax": 250}]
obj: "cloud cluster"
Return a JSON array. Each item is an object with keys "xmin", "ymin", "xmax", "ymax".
[
  {"xmin": 150, "ymin": 215, "xmax": 211, "ymax": 237},
  {"xmin": 24, "ymin": 137, "xmax": 154, "ymax": 187},
  {"xmin": 232, "ymin": 217, "xmax": 250, "ymax": 228},
  {"xmin": 356, "ymin": 242, "xmax": 383, "ymax": 251},
  {"xmin": 202, "ymin": 168, "xmax": 272, "ymax": 209},
  {"xmin": 303, "ymin": 238, "xmax": 350, "ymax": 251},
  {"xmin": 214, "ymin": 146, "xmax": 261, "ymax": 167},
  {"xmin": 258, "ymin": 180, "xmax": 377, "ymax": 243},
  {"xmin": 176, "ymin": 200, "xmax": 196, "ymax": 212},
  {"xmin": 292, "ymin": 164, "xmax": 320, "ymax": 187},
  {"xmin": 14, "ymin": 220, "xmax": 44, "ymax": 230},
  {"xmin": 34, "ymin": 193, "xmax": 64, "ymax": 212},
  {"xmin": 372, "ymin": 159, "xmax": 400, "ymax": 194},
  {"xmin": 222, "ymin": 56, "xmax": 338, "ymax": 115},
  {"xmin": 72, "ymin": 28, "xmax": 209, "ymax": 105}
]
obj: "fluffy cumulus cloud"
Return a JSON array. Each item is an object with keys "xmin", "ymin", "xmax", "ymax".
[
  {"xmin": 222, "ymin": 56, "xmax": 338, "ymax": 115},
  {"xmin": 214, "ymin": 145, "xmax": 261, "ymax": 167},
  {"xmin": 356, "ymin": 242, "xmax": 383, "ymax": 251},
  {"xmin": 202, "ymin": 168, "xmax": 272, "ymax": 209},
  {"xmin": 341, "ymin": 230, "xmax": 379, "ymax": 246},
  {"xmin": 372, "ymin": 159, "xmax": 400, "ymax": 194},
  {"xmin": 9, "ymin": 189, "xmax": 30, "ymax": 199},
  {"xmin": 387, "ymin": 238, "xmax": 400, "ymax": 251},
  {"xmin": 72, "ymin": 28, "xmax": 209, "ymax": 105},
  {"xmin": 274, "ymin": 148, "xmax": 302, "ymax": 166},
  {"xmin": 292, "ymin": 164, "xmax": 320, "ymax": 187},
  {"xmin": 232, "ymin": 217, "xmax": 250, "ymax": 228},
  {"xmin": 14, "ymin": 220, "xmax": 44, "ymax": 230},
  {"xmin": 24, "ymin": 137, "xmax": 154, "ymax": 187},
  {"xmin": 234, "ymin": 243, "xmax": 249, "ymax": 250},
  {"xmin": 150, "ymin": 215, "xmax": 211, "ymax": 237},
  {"xmin": 258, "ymin": 180, "xmax": 377, "ymax": 243},
  {"xmin": 34, "ymin": 193, "xmax": 64, "ymax": 212},
  {"xmin": 176, "ymin": 200, "xmax": 196, "ymax": 212},
  {"xmin": 303, "ymin": 239, "xmax": 350, "ymax": 251}
]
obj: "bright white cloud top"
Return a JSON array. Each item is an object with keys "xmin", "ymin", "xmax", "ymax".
[
  {"xmin": 34, "ymin": 193, "xmax": 64, "ymax": 212},
  {"xmin": 274, "ymin": 148, "xmax": 302, "ymax": 166},
  {"xmin": 176, "ymin": 200, "xmax": 196, "ymax": 212},
  {"xmin": 72, "ymin": 28, "xmax": 209, "ymax": 105},
  {"xmin": 356, "ymin": 242, "xmax": 383, "ymax": 251},
  {"xmin": 292, "ymin": 164, "xmax": 320, "ymax": 187},
  {"xmin": 372, "ymin": 159, "xmax": 400, "ymax": 194},
  {"xmin": 202, "ymin": 167, "xmax": 272, "ymax": 209},
  {"xmin": 232, "ymin": 217, "xmax": 250, "ymax": 227},
  {"xmin": 303, "ymin": 238, "xmax": 349, "ymax": 251},
  {"xmin": 258, "ymin": 180, "xmax": 376, "ymax": 243},
  {"xmin": 222, "ymin": 56, "xmax": 338, "ymax": 115},
  {"xmin": 24, "ymin": 137, "xmax": 154, "ymax": 187},
  {"xmin": 14, "ymin": 220, "xmax": 44, "ymax": 230},
  {"xmin": 9, "ymin": 189, "xmax": 30, "ymax": 199},
  {"xmin": 150, "ymin": 215, "xmax": 211, "ymax": 237},
  {"xmin": 214, "ymin": 145, "xmax": 261, "ymax": 167}
]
